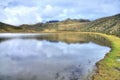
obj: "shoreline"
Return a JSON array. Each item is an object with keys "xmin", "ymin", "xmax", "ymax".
[{"xmin": 90, "ymin": 33, "xmax": 120, "ymax": 80}]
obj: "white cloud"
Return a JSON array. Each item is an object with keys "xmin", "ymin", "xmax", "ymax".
[
  {"xmin": 3, "ymin": 6, "xmax": 42, "ymax": 25},
  {"xmin": 0, "ymin": 0, "xmax": 120, "ymax": 25}
]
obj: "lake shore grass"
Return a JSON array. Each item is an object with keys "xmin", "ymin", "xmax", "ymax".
[
  {"xmin": 66, "ymin": 32, "xmax": 120, "ymax": 80},
  {"xmin": 90, "ymin": 33, "xmax": 120, "ymax": 80}
]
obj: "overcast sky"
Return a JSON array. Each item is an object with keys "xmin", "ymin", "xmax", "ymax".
[{"xmin": 0, "ymin": 0, "xmax": 120, "ymax": 25}]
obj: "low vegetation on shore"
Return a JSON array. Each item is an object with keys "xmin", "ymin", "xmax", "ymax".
[{"xmin": 91, "ymin": 33, "xmax": 120, "ymax": 80}]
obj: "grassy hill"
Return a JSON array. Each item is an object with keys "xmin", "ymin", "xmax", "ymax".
[
  {"xmin": 0, "ymin": 22, "xmax": 23, "ymax": 32},
  {"xmin": 18, "ymin": 19, "xmax": 90, "ymax": 32},
  {"xmin": 0, "ymin": 14, "xmax": 120, "ymax": 37},
  {"xmin": 26, "ymin": 13, "xmax": 120, "ymax": 37},
  {"xmin": 80, "ymin": 14, "xmax": 120, "ymax": 37}
]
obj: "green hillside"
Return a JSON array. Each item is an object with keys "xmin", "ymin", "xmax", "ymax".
[
  {"xmin": 81, "ymin": 14, "xmax": 120, "ymax": 36},
  {"xmin": 0, "ymin": 14, "xmax": 120, "ymax": 37},
  {"xmin": 18, "ymin": 19, "xmax": 90, "ymax": 32},
  {"xmin": 0, "ymin": 22, "xmax": 23, "ymax": 32}
]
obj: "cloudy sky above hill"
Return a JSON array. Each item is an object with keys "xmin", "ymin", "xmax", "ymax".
[{"xmin": 0, "ymin": 0, "xmax": 120, "ymax": 25}]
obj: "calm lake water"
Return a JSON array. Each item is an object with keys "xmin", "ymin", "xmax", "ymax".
[{"xmin": 0, "ymin": 33, "xmax": 111, "ymax": 80}]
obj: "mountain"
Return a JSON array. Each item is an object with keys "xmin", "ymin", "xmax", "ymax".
[
  {"xmin": 0, "ymin": 14, "xmax": 120, "ymax": 37},
  {"xmin": 80, "ymin": 14, "xmax": 120, "ymax": 36}
]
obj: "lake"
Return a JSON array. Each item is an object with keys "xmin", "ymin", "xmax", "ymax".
[{"xmin": 0, "ymin": 33, "xmax": 111, "ymax": 80}]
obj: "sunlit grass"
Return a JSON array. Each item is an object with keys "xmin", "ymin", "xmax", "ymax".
[{"xmin": 90, "ymin": 33, "xmax": 120, "ymax": 80}]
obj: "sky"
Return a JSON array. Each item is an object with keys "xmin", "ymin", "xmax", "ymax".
[{"xmin": 0, "ymin": 0, "xmax": 120, "ymax": 25}]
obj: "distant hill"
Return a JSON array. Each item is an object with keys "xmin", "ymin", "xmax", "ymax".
[
  {"xmin": 46, "ymin": 20, "xmax": 59, "ymax": 23},
  {"xmin": 0, "ymin": 14, "xmax": 120, "ymax": 37},
  {"xmin": 19, "ymin": 19, "xmax": 90, "ymax": 32}
]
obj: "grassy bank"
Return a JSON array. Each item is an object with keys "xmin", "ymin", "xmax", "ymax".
[{"xmin": 90, "ymin": 33, "xmax": 120, "ymax": 80}]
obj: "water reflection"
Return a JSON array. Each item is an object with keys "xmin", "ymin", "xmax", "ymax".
[
  {"xmin": 0, "ymin": 33, "xmax": 111, "ymax": 47},
  {"xmin": 0, "ymin": 33, "xmax": 111, "ymax": 80}
]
